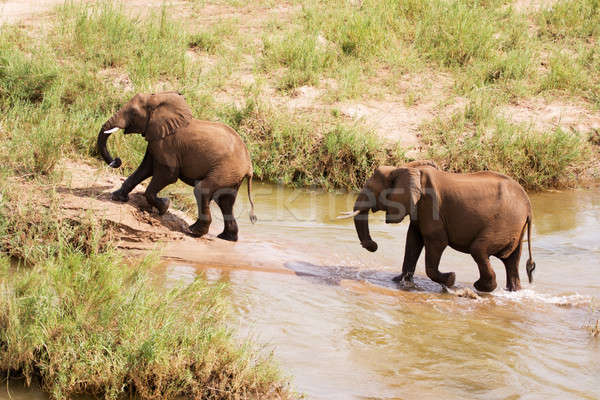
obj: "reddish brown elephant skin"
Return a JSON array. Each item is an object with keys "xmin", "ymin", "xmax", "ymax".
[
  {"xmin": 353, "ymin": 161, "xmax": 536, "ymax": 292},
  {"xmin": 97, "ymin": 92, "xmax": 256, "ymax": 242}
]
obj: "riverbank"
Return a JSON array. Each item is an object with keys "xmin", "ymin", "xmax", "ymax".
[
  {"xmin": 1, "ymin": 0, "xmax": 599, "ymax": 192},
  {"xmin": 0, "ymin": 167, "xmax": 294, "ymax": 399}
]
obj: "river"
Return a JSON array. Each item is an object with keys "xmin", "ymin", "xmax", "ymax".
[{"xmin": 162, "ymin": 184, "xmax": 600, "ymax": 399}]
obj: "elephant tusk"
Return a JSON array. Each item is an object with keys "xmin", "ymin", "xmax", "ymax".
[
  {"xmin": 104, "ymin": 127, "xmax": 120, "ymax": 134},
  {"xmin": 336, "ymin": 210, "xmax": 360, "ymax": 219}
]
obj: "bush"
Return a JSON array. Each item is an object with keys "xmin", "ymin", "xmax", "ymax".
[
  {"xmin": 421, "ymin": 109, "xmax": 590, "ymax": 189},
  {"xmin": 220, "ymin": 101, "xmax": 405, "ymax": 190}
]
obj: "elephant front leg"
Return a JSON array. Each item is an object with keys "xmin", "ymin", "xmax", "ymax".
[
  {"xmin": 144, "ymin": 166, "xmax": 177, "ymax": 215},
  {"xmin": 393, "ymin": 222, "xmax": 423, "ymax": 283},
  {"xmin": 424, "ymin": 240, "xmax": 455, "ymax": 288},
  {"xmin": 112, "ymin": 149, "xmax": 152, "ymax": 202}
]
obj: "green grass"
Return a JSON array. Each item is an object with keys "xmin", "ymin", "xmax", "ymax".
[
  {"xmin": 0, "ymin": 0, "xmax": 597, "ymax": 190},
  {"xmin": 257, "ymin": 0, "xmax": 599, "ymax": 104},
  {"xmin": 0, "ymin": 180, "xmax": 291, "ymax": 400},
  {"xmin": 537, "ymin": 0, "xmax": 600, "ymax": 39},
  {"xmin": 262, "ymin": 30, "xmax": 337, "ymax": 91},
  {"xmin": 219, "ymin": 100, "xmax": 406, "ymax": 190},
  {"xmin": 421, "ymin": 96, "xmax": 592, "ymax": 189},
  {"xmin": 0, "ymin": 4, "xmax": 295, "ymax": 398},
  {"xmin": 0, "ymin": 1, "xmax": 597, "ymax": 396}
]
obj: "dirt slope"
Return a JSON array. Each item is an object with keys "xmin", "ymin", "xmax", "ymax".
[{"xmin": 59, "ymin": 160, "xmax": 293, "ymax": 272}]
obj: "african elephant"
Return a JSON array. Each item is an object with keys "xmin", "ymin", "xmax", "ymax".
[
  {"xmin": 97, "ymin": 91, "xmax": 256, "ymax": 241},
  {"xmin": 339, "ymin": 161, "xmax": 536, "ymax": 292}
]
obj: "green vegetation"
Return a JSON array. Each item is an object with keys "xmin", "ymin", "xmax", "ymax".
[
  {"xmin": 2, "ymin": 0, "xmax": 598, "ymax": 192},
  {"xmin": 0, "ymin": 4, "xmax": 294, "ymax": 398},
  {"xmin": 419, "ymin": 89, "xmax": 593, "ymax": 189},
  {"xmin": 0, "ymin": 181, "xmax": 291, "ymax": 399},
  {"xmin": 537, "ymin": 0, "xmax": 600, "ymax": 39},
  {"xmin": 255, "ymin": 0, "xmax": 599, "ymax": 188},
  {"xmin": 219, "ymin": 100, "xmax": 404, "ymax": 190},
  {"xmin": 422, "ymin": 110, "xmax": 590, "ymax": 189},
  {"xmin": 0, "ymin": 1, "xmax": 598, "ymax": 396}
]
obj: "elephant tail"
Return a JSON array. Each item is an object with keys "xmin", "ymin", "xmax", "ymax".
[
  {"xmin": 525, "ymin": 214, "xmax": 536, "ymax": 283},
  {"xmin": 246, "ymin": 173, "xmax": 257, "ymax": 224}
]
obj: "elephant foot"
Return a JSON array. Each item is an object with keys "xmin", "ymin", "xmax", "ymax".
[
  {"xmin": 392, "ymin": 272, "xmax": 413, "ymax": 283},
  {"xmin": 217, "ymin": 231, "xmax": 238, "ymax": 242},
  {"xmin": 189, "ymin": 220, "xmax": 210, "ymax": 237},
  {"xmin": 360, "ymin": 240, "xmax": 378, "ymax": 252},
  {"xmin": 474, "ymin": 277, "xmax": 497, "ymax": 292},
  {"xmin": 506, "ymin": 278, "xmax": 522, "ymax": 292},
  {"xmin": 112, "ymin": 189, "xmax": 129, "ymax": 202},
  {"xmin": 440, "ymin": 272, "xmax": 456, "ymax": 288},
  {"xmin": 155, "ymin": 197, "xmax": 170, "ymax": 216}
]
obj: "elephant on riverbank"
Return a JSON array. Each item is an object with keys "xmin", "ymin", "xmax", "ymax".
[
  {"xmin": 339, "ymin": 161, "xmax": 536, "ymax": 292},
  {"xmin": 97, "ymin": 91, "xmax": 256, "ymax": 241}
]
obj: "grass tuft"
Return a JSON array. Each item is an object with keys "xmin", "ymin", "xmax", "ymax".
[
  {"xmin": 262, "ymin": 30, "xmax": 336, "ymax": 90},
  {"xmin": 421, "ymin": 100, "xmax": 591, "ymax": 189},
  {"xmin": 537, "ymin": 0, "xmax": 600, "ymax": 39},
  {"xmin": 219, "ymin": 100, "xmax": 405, "ymax": 190}
]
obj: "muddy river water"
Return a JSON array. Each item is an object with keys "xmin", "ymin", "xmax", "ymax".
[
  {"xmin": 2, "ymin": 184, "xmax": 599, "ymax": 399},
  {"xmin": 163, "ymin": 184, "xmax": 600, "ymax": 399}
]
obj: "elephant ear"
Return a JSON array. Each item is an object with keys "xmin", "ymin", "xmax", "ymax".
[
  {"xmin": 389, "ymin": 167, "xmax": 422, "ymax": 221},
  {"xmin": 144, "ymin": 92, "xmax": 193, "ymax": 142}
]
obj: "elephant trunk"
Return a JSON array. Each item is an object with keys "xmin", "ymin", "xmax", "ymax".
[
  {"xmin": 353, "ymin": 190, "xmax": 378, "ymax": 252},
  {"xmin": 97, "ymin": 112, "xmax": 125, "ymax": 168}
]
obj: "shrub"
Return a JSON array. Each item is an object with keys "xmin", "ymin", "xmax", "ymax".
[
  {"xmin": 220, "ymin": 101, "xmax": 405, "ymax": 190},
  {"xmin": 0, "ymin": 180, "xmax": 291, "ymax": 400},
  {"xmin": 421, "ymin": 109, "xmax": 590, "ymax": 189}
]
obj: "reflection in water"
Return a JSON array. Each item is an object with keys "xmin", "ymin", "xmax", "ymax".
[{"xmin": 0, "ymin": 380, "xmax": 47, "ymax": 400}]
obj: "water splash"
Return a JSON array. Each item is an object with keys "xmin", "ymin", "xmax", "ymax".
[{"xmin": 491, "ymin": 288, "xmax": 593, "ymax": 307}]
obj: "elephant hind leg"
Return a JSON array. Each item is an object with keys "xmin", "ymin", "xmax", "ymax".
[
  {"xmin": 501, "ymin": 242, "xmax": 522, "ymax": 291},
  {"xmin": 470, "ymin": 243, "xmax": 497, "ymax": 292},
  {"xmin": 190, "ymin": 178, "xmax": 216, "ymax": 237},
  {"xmin": 214, "ymin": 186, "xmax": 240, "ymax": 242}
]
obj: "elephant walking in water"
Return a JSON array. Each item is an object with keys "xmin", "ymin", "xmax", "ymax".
[
  {"xmin": 97, "ymin": 91, "xmax": 256, "ymax": 241},
  {"xmin": 339, "ymin": 161, "xmax": 536, "ymax": 292}
]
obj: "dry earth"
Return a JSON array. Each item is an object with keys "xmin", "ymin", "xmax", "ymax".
[
  {"xmin": 502, "ymin": 98, "xmax": 600, "ymax": 133},
  {"xmin": 0, "ymin": 0, "xmax": 66, "ymax": 24}
]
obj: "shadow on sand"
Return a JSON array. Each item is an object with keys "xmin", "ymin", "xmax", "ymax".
[{"xmin": 56, "ymin": 185, "xmax": 195, "ymax": 236}]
